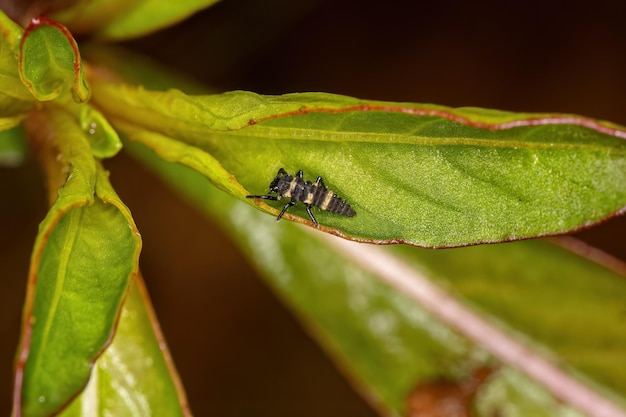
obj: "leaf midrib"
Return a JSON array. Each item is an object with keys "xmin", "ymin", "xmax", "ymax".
[
  {"xmin": 210, "ymin": 125, "xmax": 626, "ymax": 152},
  {"xmin": 38, "ymin": 208, "xmax": 83, "ymax": 363}
]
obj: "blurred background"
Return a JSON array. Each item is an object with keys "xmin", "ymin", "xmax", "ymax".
[{"xmin": 2, "ymin": 0, "xmax": 626, "ymax": 415}]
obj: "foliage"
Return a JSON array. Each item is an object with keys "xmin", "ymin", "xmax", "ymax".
[{"xmin": 1, "ymin": 2, "xmax": 626, "ymax": 416}]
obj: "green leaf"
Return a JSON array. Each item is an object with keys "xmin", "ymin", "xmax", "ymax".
[
  {"xmin": 52, "ymin": 0, "xmax": 221, "ymax": 40},
  {"xmin": 14, "ymin": 108, "xmax": 141, "ymax": 417},
  {"xmin": 62, "ymin": 101, "xmax": 123, "ymax": 158},
  {"xmin": 19, "ymin": 17, "xmax": 90, "ymax": 102},
  {"xmin": 0, "ymin": 11, "xmax": 36, "ymax": 126},
  {"xmin": 0, "ymin": 126, "xmax": 27, "ymax": 167},
  {"xmin": 59, "ymin": 276, "xmax": 190, "ymax": 417},
  {"xmin": 388, "ymin": 238, "xmax": 626, "ymax": 399},
  {"xmin": 0, "ymin": 9, "xmax": 23, "ymax": 54},
  {"xmin": 126, "ymin": 139, "xmax": 626, "ymax": 416},
  {"xmin": 110, "ymin": 118, "xmax": 247, "ymax": 197},
  {"xmin": 96, "ymin": 46, "xmax": 626, "ymax": 413},
  {"xmin": 90, "ymin": 81, "xmax": 626, "ymax": 247},
  {"xmin": 79, "ymin": 105, "xmax": 123, "ymax": 158}
]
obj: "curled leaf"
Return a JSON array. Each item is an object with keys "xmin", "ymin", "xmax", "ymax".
[
  {"xmin": 74, "ymin": 103, "xmax": 122, "ymax": 158},
  {"xmin": 19, "ymin": 17, "xmax": 90, "ymax": 102},
  {"xmin": 14, "ymin": 107, "xmax": 140, "ymax": 417}
]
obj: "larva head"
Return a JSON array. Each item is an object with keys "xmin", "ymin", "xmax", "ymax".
[{"xmin": 269, "ymin": 169, "xmax": 292, "ymax": 194}]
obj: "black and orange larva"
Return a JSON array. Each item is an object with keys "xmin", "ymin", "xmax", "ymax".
[{"xmin": 246, "ymin": 168, "xmax": 355, "ymax": 226}]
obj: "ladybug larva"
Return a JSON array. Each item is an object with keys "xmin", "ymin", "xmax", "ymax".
[{"xmin": 246, "ymin": 168, "xmax": 355, "ymax": 227}]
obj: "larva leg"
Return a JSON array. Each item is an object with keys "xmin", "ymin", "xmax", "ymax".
[
  {"xmin": 277, "ymin": 201, "xmax": 296, "ymax": 221},
  {"xmin": 305, "ymin": 204, "xmax": 319, "ymax": 227}
]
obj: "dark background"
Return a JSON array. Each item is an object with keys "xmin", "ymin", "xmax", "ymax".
[{"xmin": 2, "ymin": 0, "xmax": 626, "ymax": 416}]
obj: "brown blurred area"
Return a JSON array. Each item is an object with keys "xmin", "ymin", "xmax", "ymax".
[{"xmin": 3, "ymin": 0, "xmax": 626, "ymax": 416}]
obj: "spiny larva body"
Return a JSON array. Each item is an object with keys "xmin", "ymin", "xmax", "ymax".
[{"xmin": 246, "ymin": 168, "xmax": 355, "ymax": 227}]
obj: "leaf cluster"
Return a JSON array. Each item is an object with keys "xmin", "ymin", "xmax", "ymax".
[{"xmin": 2, "ymin": 2, "xmax": 626, "ymax": 417}]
